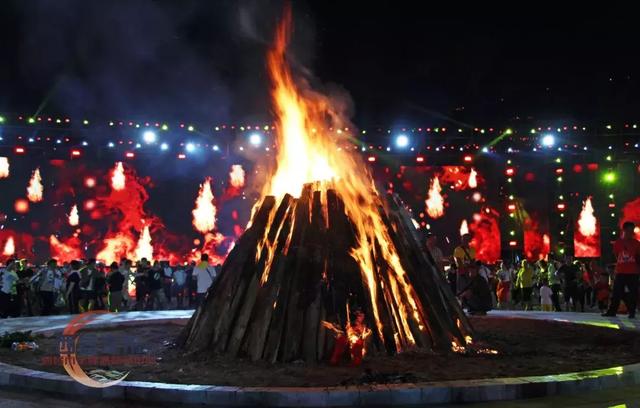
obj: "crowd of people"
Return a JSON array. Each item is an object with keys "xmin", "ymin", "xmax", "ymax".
[
  {"xmin": 1, "ymin": 221, "xmax": 639, "ymax": 320},
  {"xmin": 0, "ymin": 253, "xmax": 218, "ymax": 318},
  {"xmin": 426, "ymin": 221, "xmax": 640, "ymax": 317}
]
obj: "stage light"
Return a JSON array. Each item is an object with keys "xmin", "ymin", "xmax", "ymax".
[
  {"xmin": 367, "ymin": 156, "xmax": 376, "ymax": 162},
  {"xmin": 28, "ymin": 117, "xmax": 35, "ymax": 124},
  {"xmin": 602, "ymin": 171, "xmax": 617, "ymax": 184},
  {"xmin": 160, "ymin": 143, "xmax": 169, "ymax": 151},
  {"xmin": 161, "ymin": 124, "xmax": 169, "ymax": 131},
  {"xmin": 178, "ymin": 153, "xmax": 186, "ymax": 159},
  {"xmin": 541, "ymin": 134, "xmax": 555, "ymax": 147},
  {"xmin": 212, "ymin": 145, "xmax": 220, "ymax": 151},
  {"xmin": 557, "ymin": 203, "xmax": 566, "ymax": 211},
  {"xmin": 505, "ymin": 128, "xmax": 513, "ymax": 135},
  {"xmin": 108, "ymin": 142, "xmax": 115, "ymax": 148},
  {"xmin": 509, "ymin": 241, "xmax": 517, "ymax": 247},
  {"xmin": 481, "ymin": 147, "xmax": 489, "ymax": 153},
  {"xmin": 463, "ymin": 155, "xmax": 473, "ymax": 163},
  {"xmin": 249, "ymin": 133, "xmax": 262, "ymax": 147},
  {"xmin": 28, "ymin": 138, "xmax": 34, "ymax": 143},
  {"xmin": 509, "ymin": 230, "xmax": 515, "ymax": 236},
  {"xmin": 416, "ymin": 156, "xmax": 424, "ymax": 163},
  {"xmin": 505, "ymin": 167, "xmax": 515, "ymax": 176},
  {"xmin": 14, "ymin": 147, "xmax": 25, "ymax": 154},
  {"xmin": 187, "ymin": 125, "xmax": 194, "ymax": 132},
  {"xmin": 84, "ymin": 177, "xmax": 96, "ymax": 188},
  {"xmin": 142, "ymin": 130, "xmax": 157, "ymax": 144},
  {"xmin": 83, "ymin": 119, "xmax": 89, "ymax": 125},
  {"xmin": 606, "ymin": 155, "xmax": 612, "ymax": 161},
  {"xmin": 395, "ymin": 134, "xmax": 409, "ymax": 148},
  {"xmin": 185, "ymin": 143, "xmax": 196, "ymax": 153},
  {"xmin": 82, "ymin": 141, "xmax": 88, "ymax": 146},
  {"xmin": 71, "ymin": 149, "xmax": 81, "ymax": 157},
  {"xmin": 0, "ymin": 116, "xmax": 4, "ymax": 123},
  {"xmin": 125, "ymin": 152, "xmax": 135, "ymax": 158}
]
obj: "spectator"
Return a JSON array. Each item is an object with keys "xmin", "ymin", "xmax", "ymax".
[
  {"xmin": 79, "ymin": 259, "xmax": 97, "ymax": 312},
  {"xmin": 539, "ymin": 280, "xmax": 553, "ymax": 312},
  {"xmin": 107, "ymin": 262, "xmax": 125, "ymax": 312},
  {"xmin": 134, "ymin": 259, "xmax": 150, "ymax": 310},
  {"xmin": 119, "ymin": 259, "xmax": 132, "ymax": 309},
  {"xmin": 0, "ymin": 260, "xmax": 20, "ymax": 318},
  {"xmin": 459, "ymin": 267, "xmax": 492, "ymax": 315},
  {"xmin": 496, "ymin": 261, "xmax": 511, "ymax": 309},
  {"xmin": 425, "ymin": 233, "xmax": 446, "ymax": 276},
  {"xmin": 35, "ymin": 259, "xmax": 58, "ymax": 316},
  {"xmin": 545, "ymin": 258, "xmax": 562, "ymax": 312},
  {"xmin": 603, "ymin": 221, "xmax": 640, "ymax": 318},
  {"xmin": 516, "ymin": 260, "xmax": 534, "ymax": 311},
  {"xmin": 147, "ymin": 261, "xmax": 167, "ymax": 310},
  {"xmin": 558, "ymin": 257, "xmax": 580, "ymax": 311},
  {"xmin": 173, "ymin": 264, "xmax": 187, "ymax": 309},
  {"xmin": 65, "ymin": 260, "xmax": 82, "ymax": 314},
  {"xmin": 453, "ymin": 233, "xmax": 476, "ymax": 294},
  {"xmin": 594, "ymin": 273, "xmax": 611, "ymax": 313},
  {"xmin": 192, "ymin": 254, "xmax": 217, "ymax": 307},
  {"xmin": 162, "ymin": 261, "xmax": 173, "ymax": 306},
  {"xmin": 94, "ymin": 264, "xmax": 107, "ymax": 310}
]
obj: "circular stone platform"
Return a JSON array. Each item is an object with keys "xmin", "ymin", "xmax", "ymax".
[{"xmin": 1, "ymin": 310, "xmax": 639, "ymax": 406}]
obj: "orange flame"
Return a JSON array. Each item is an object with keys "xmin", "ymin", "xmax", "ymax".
[
  {"xmin": 2, "ymin": 236, "xmax": 15, "ymax": 256},
  {"xmin": 135, "ymin": 223, "xmax": 153, "ymax": 261},
  {"xmin": 111, "ymin": 162, "xmax": 126, "ymax": 191},
  {"xmin": 578, "ymin": 197, "xmax": 597, "ymax": 237},
  {"xmin": 27, "ymin": 168, "xmax": 43, "ymax": 202},
  {"xmin": 256, "ymin": 8, "xmax": 423, "ymax": 349},
  {"xmin": 426, "ymin": 176, "xmax": 444, "ymax": 218},
  {"xmin": 192, "ymin": 177, "xmax": 217, "ymax": 234},
  {"xmin": 229, "ymin": 165, "xmax": 245, "ymax": 189},
  {"xmin": 0, "ymin": 157, "xmax": 9, "ymax": 179},
  {"xmin": 68, "ymin": 204, "xmax": 79, "ymax": 226},
  {"xmin": 460, "ymin": 219, "xmax": 469, "ymax": 236},
  {"xmin": 468, "ymin": 168, "xmax": 478, "ymax": 188},
  {"xmin": 49, "ymin": 235, "xmax": 82, "ymax": 263}
]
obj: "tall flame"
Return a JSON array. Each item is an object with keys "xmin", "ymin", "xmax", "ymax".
[
  {"xmin": 578, "ymin": 197, "xmax": 597, "ymax": 237},
  {"xmin": 2, "ymin": 236, "xmax": 15, "ymax": 256},
  {"xmin": 111, "ymin": 162, "xmax": 126, "ymax": 191},
  {"xmin": 68, "ymin": 204, "xmax": 79, "ymax": 226},
  {"xmin": 468, "ymin": 168, "xmax": 478, "ymax": 188},
  {"xmin": 0, "ymin": 157, "xmax": 9, "ymax": 179},
  {"xmin": 27, "ymin": 168, "xmax": 43, "ymax": 202},
  {"xmin": 192, "ymin": 177, "xmax": 217, "ymax": 234},
  {"xmin": 425, "ymin": 176, "xmax": 444, "ymax": 218},
  {"xmin": 257, "ymin": 8, "xmax": 424, "ymax": 348},
  {"xmin": 135, "ymin": 224, "xmax": 153, "ymax": 261},
  {"xmin": 229, "ymin": 165, "xmax": 245, "ymax": 189},
  {"xmin": 460, "ymin": 219, "xmax": 469, "ymax": 236}
]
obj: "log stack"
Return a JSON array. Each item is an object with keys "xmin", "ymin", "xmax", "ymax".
[{"xmin": 179, "ymin": 185, "xmax": 472, "ymax": 363}]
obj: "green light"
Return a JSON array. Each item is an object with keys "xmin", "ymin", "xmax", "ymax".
[
  {"xmin": 505, "ymin": 128, "xmax": 513, "ymax": 135},
  {"xmin": 606, "ymin": 155, "xmax": 612, "ymax": 161},
  {"xmin": 240, "ymin": 126, "xmax": 245, "ymax": 131},
  {"xmin": 161, "ymin": 124, "xmax": 169, "ymax": 131},
  {"xmin": 28, "ymin": 117, "xmax": 35, "ymax": 124},
  {"xmin": 603, "ymin": 172, "xmax": 617, "ymax": 183},
  {"xmin": 559, "ymin": 248, "xmax": 565, "ymax": 254},
  {"xmin": 509, "ymin": 213, "xmax": 515, "ymax": 218},
  {"xmin": 188, "ymin": 125, "xmax": 195, "ymax": 132},
  {"xmin": 0, "ymin": 116, "xmax": 5, "ymax": 123},
  {"xmin": 560, "ymin": 213, "xmax": 565, "ymax": 218},
  {"xmin": 82, "ymin": 119, "xmax": 89, "ymax": 125},
  {"xmin": 557, "ymin": 176, "xmax": 563, "ymax": 182},
  {"xmin": 509, "ymin": 230, "xmax": 515, "ymax": 236},
  {"xmin": 555, "ymin": 157, "xmax": 562, "ymax": 163}
]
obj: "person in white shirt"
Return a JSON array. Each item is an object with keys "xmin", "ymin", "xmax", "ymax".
[
  {"xmin": 192, "ymin": 254, "xmax": 217, "ymax": 307},
  {"xmin": 539, "ymin": 280, "xmax": 554, "ymax": 312},
  {"xmin": 173, "ymin": 265, "xmax": 187, "ymax": 309}
]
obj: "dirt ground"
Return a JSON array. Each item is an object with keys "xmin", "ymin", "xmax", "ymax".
[{"xmin": 2, "ymin": 317, "xmax": 640, "ymax": 387}]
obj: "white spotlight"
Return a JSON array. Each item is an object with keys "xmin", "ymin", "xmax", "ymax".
[
  {"xmin": 212, "ymin": 145, "xmax": 220, "ymax": 151},
  {"xmin": 143, "ymin": 130, "xmax": 157, "ymax": 144},
  {"xmin": 185, "ymin": 143, "xmax": 196, "ymax": 153},
  {"xmin": 249, "ymin": 133, "xmax": 262, "ymax": 147},
  {"xmin": 160, "ymin": 143, "xmax": 169, "ymax": 151},
  {"xmin": 541, "ymin": 134, "xmax": 555, "ymax": 147},
  {"xmin": 395, "ymin": 134, "xmax": 409, "ymax": 148},
  {"xmin": 108, "ymin": 142, "xmax": 115, "ymax": 148}
]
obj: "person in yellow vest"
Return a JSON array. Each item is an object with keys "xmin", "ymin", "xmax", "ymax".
[
  {"xmin": 516, "ymin": 260, "xmax": 534, "ymax": 311},
  {"xmin": 453, "ymin": 234, "xmax": 476, "ymax": 295}
]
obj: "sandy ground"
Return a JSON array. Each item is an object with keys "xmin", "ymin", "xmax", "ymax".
[{"xmin": 1, "ymin": 317, "xmax": 639, "ymax": 387}]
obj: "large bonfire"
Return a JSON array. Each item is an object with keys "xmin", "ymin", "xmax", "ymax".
[{"xmin": 180, "ymin": 7, "xmax": 472, "ymax": 362}]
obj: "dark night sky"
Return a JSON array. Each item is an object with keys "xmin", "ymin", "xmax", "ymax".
[{"xmin": 0, "ymin": 1, "xmax": 638, "ymax": 127}]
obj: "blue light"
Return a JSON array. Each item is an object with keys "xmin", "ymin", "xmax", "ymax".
[
  {"xmin": 142, "ymin": 130, "xmax": 157, "ymax": 144},
  {"xmin": 249, "ymin": 133, "xmax": 262, "ymax": 147},
  {"xmin": 541, "ymin": 134, "xmax": 555, "ymax": 147},
  {"xmin": 395, "ymin": 134, "xmax": 409, "ymax": 148},
  {"xmin": 135, "ymin": 143, "xmax": 142, "ymax": 149},
  {"xmin": 185, "ymin": 143, "xmax": 196, "ymax": 153},
  {"xmin": 160, "ymin": 143, "xmax": 169, "ymax": 151}
]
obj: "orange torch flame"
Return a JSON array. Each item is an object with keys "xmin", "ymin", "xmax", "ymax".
[
  {"xmin": 460, "ymin": 219, "xmax": 469, "ymax": 236},
  {"xmin": 426, "ymin": 176, "xmax": 444, "ymax": 218},
  {"xmin": 0, "ymin": 157, "xmax": 9, "ymax": 179},
  {"xmin": 578, "ymin": 197, "xmax": 597, "ymax": 237},
  {"xmin": 27, "ymin": 168, "xmax": 43, "ymax": 202},
  {"xmin": 468, "ymin": 168, "xmax": 478, "ymax": 189},
  {"xmin": 192, "ymin": 177, "xmax": 217, "ymax": 234},
  {"xmin": 135, "ymin": 224, "xmax": 153, "ymax": 261},
  {"xmin": 68, "ymin": 204, "xmax": 79, "ymax": 227},
  {"xmin": 2, "ymin": 236, "xmax": 15, "ymax": 256},
  {"xmin": 111, "ymin": 162, "xmax": 126, "ymax": 191},
  {"xmin": 229, "ymin": 165, "xmax": 245, "ymax": 189}
]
